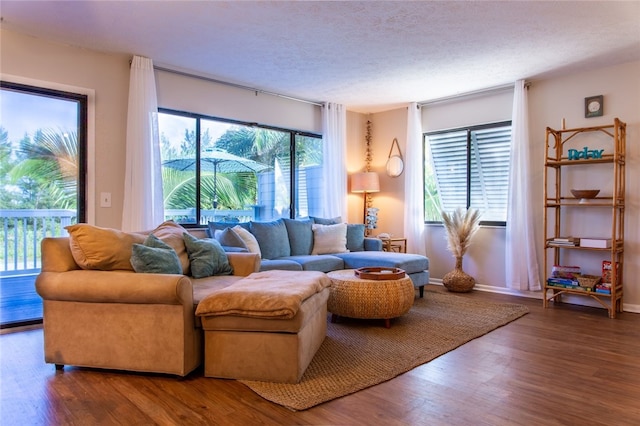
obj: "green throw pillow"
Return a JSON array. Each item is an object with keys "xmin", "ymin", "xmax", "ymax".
[
  {"xmin": 183, "ymin": 233, "xmax": 233, "ymax": 279},
  {"xmin": 130, "ymin": 234, "xmax": 183, "ymax": 274}
]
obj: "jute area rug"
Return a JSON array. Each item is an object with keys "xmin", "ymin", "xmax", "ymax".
[{"xmin": 240, "ymin": 290, "xmax": 529, "ymax": 411}]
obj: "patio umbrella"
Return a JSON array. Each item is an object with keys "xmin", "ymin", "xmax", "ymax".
[{"xmin": 163, "ymin": 149, "xmax": 270, "ymax": 207}]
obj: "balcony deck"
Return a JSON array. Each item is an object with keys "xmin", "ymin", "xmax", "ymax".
[{"xmin": 1, "ymin": 273, "xmax": 41, "ymax": 326}]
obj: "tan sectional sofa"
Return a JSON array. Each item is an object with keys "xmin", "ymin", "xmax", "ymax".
[{"xmin": 36, "ymin": 224, "xmax": 260, "ymax": 377}]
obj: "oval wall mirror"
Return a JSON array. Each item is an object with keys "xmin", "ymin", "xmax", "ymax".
[
  {"xmin": 386, "ymin": 155, "xmax": 404, "ymax": 177},
  {"xmin": 386, "ymin": 138, "xmax": 404, "ymax": 177}
]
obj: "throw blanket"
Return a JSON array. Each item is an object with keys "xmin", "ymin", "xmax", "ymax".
[{"xmin": 195, "ymin": 270, "xmax": 331, "ymax": 319}]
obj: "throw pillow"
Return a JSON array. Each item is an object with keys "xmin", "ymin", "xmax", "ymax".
[
  {"xmin": 310, "ymin": 216, "xmax": 342, "ymax": 225},
  {"xmin": 250, "ymin": 219, "xmax": 290, "ymax": 260},
  {"xmin": 150, "ymin": 220, "xmax": 191, "ymax": 275},
  {"xmin": 215, "ymin": 227, "xmax": 248, "ymax": 250},
  {"xmin": 232, "ymin": 225, "xmax": 262, "ymax": 257},
  {"xmin": 346, "ymin": 223, "xmax": 366, "ymax": 252},
  {"xmin": 130, "ymin": 234, "xmax": 183, "ymax": 274},
  {"xmin": 182, "ymin": 233, "xmax": 233, "ymax": 278},
  {"xmin": 65, "ymin": 223, "xmax": 146, "ymax": 271},
  {"xmin": 283, "ymin": 218, "xmax": 314, "ymax": 256},
  {"xmin": 311, "ymin": 223, "xmax": 349, "ymax": 255},
  {"xmin": 206, "ymin": 221, "xmax": 250, "ymax": 238}
]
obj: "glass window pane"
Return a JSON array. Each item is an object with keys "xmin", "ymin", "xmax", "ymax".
[
  {"xmin": 159, "ymin": 110, "xmax": 321, "ymax": 224},
  {"xmin": 203, "ymin": 121, "xmax": 276, "ymax": 223},
  {"xmin": 295, "ymin": 134, "xmax": 323, "ymax": 218},
  {"xmin": 425, "ymin": 123, "xmax": 511, "ymax": 224},
  {"xmin": 159, "ymin": 113, "xmax": 197, "ymax": 224}
]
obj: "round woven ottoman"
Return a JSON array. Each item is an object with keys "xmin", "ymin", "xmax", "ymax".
[{"xmin": 326, "ymin": 269, "xmax": 415, "ymax": 328}]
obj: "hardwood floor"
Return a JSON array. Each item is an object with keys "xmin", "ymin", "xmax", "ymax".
[{"xmin": 1, "ymin": 286, "xmax": 639, "ymax": 425}]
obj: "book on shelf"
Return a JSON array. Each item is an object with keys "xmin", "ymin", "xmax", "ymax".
[
  {"xmin": 551, "ymin": 265, "xmax": 581, "ymax": 279},
  {"xmin": 548, "ymin": 236, "xmax": 579, "ymax": 247},
  {"xmin": 552, "ymin": 236, "xmax": 579, "ymax": 243},
  {"xmin": 579, "ymin": 238, "xmax": 612, "ymax": 248},
  {"xmin": 546, "ymin": 277, "xmax": 579, "ymax": 288},
  {"xmin": 547, "ymin": 282, "xmax": 582, "ymax": 290},
  {"xmin": 595, "ymin": 284, "xmax": 612, "ymax": 294}
]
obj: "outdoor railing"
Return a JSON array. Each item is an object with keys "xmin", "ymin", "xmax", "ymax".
[
  {"xmin": 164, "ymin": 208, "xmax": 256, "ymax": 225},
  {"xmin": 1, "ymin": 209, "xmax": 76, "ymax": 273}
]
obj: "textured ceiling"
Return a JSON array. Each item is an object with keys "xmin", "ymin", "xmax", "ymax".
[{"xmin": 1, "ymin": 1, "xmax": 639, "ymax": 113}]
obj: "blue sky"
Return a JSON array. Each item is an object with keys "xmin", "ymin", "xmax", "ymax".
[{"xmin": 0, "ymin": 89, "xmax": 77, "ymax": 143}]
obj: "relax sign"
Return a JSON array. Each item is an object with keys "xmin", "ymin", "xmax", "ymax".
[{"xmin": 568, "ymin": 146, "xmax": 604, "ymax": 160}]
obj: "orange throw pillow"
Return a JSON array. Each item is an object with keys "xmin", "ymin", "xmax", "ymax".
[{"xmin": 65, "ymin": 224, "xmax": 145, "ymax": 270}]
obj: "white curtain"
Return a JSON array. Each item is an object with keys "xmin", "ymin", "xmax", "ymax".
[
  {"xmin": 321, "ymin": 102, "xmax": 347, "ymax": 220},
  {"xmin": 505, "ymin": 80, "xmax": 541, "ymax": 291},
  {"xmin": 403, "ymin": 102, "xmax": 427, "ymax": 256},
  {"xmin": 121, "ymin": 56, "xmax": 164, "ymax": 232}
]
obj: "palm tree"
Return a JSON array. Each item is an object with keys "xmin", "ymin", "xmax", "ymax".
[{"xmin": 9, "ymin": 128, "xmax": 78, "ymax": 209}]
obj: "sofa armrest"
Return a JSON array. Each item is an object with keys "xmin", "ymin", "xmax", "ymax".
[
  {"xmin": 227, "ymin": 252, "xmax": 261, "ymax": 276},
  {"xmin": 41, "ymin": 237, "xmax": 80, "ymax": 272},
  {"xmin": 36, "ymin": 270, "xmax": 193, "ymax": 306},
  {"xmin": 364, "ymin": 237, "xmax": 383, "ymax": 251}
]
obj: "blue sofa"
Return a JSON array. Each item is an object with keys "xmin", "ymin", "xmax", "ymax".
[{"xmin": 207, "ymin": 217, "xmax": 430, "ymax": 297}]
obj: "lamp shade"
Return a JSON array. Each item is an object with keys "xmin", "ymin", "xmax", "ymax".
[{"xmin": 351, "ymin": 172, "xmax": 380, "ymax": 193}]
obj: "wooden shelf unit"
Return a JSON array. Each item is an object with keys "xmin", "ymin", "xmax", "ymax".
[{"xmin": 542, "ymin": 118, "xmax": 626, "ymax": 318}]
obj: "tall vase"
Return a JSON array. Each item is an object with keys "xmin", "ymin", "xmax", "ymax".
[{"xmin": 442, "ymin": 256, "xmax": 475, "ymax": 293}]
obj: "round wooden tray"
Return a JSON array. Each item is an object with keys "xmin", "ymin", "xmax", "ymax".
[{"xmin": 354, "ymin": 267, "xmax": 406, "ymax": 280}]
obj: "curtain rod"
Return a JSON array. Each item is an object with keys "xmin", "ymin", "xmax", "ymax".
[
  {"xmin": 418, "ymin": 82, "xmax": 529, "ymax": 107},
  {"xmin": 153, "ymin": 65, "xmax": 324, "ymax": 107}
]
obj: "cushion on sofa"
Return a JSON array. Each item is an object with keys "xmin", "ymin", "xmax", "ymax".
[
  {"xmin": 215, "ymin": 227, "xmax": 248, "ymax": 250},
  {"xmin": 250, "ymin": 219, "xmax": 291, "ymax": 260},
  {"xmin": 346, "ymin": 224, "xmax": 365, "ymax": 252},
  {"xmin": 206, "ymin": 221, "xmax": 250, "ymax": 238},
  {"xmin": 130, "ymin": 234, "xmax": 183, "ymax": 274},
  {"xmin": 335, "ymin": 251, "xmax": 429, "ymax": 273},
  {"xmin": 283, "ymin": 255, "xmax": 344, "ymax": 272},
  {"xmin": 150, "ymin": 220, "xmax": 191, "ymax": 275},
  {"xmin": 65, "ymin": 223, "xmax": 146, "ymax": 271},
  {"xmin": 283, "ymin": 218, "xmax": 314, "ymax": 256},
  {"xmin": 183, "ymin": 233, "xmax": 233, "ymax": 278},
  {"xmin": 259, "ymin": 259, "xmax": 304, "ymax": 271},
  {"xmin": 310, "ymin": 216, "xmax": 341, "ymax": 225},
  {"xmin": 311, "ymin": 223, "xmax": 348, "ymax": 255},
  {"xmin": 232, "ymin": 225, "xmax": 261, "ymax": 257}
]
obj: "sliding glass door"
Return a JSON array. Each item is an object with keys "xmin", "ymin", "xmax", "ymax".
[{"xmin": 0, "ymin": 81, "xmax": 87, "ymax": 328}]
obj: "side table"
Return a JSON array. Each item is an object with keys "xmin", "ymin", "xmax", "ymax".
[
  {"xmin": 380, "ymin": 237, "xmax": 407, "ymax": 253},
  {"xmin": 326, "ymin": 269, "xmax": 414, "ymax": 328}
]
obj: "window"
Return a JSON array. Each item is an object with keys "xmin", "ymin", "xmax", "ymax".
[
  {"xmin": 424, "ymin": 121, "xmax": 511, "ymax": 224},
  {"xmin": 158, "ymin": 109, "xmax": 322, "ymax": 225},
  {"xmin": 0, "ymin": 81, "xmax": 87, "ymax": 327}
]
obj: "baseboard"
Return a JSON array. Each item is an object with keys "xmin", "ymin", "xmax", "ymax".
[{"xmin": 428, "ymin": 280, "xmax": 640, "ymax": 314}]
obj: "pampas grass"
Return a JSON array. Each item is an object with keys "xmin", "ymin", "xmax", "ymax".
[{"xmin": 441, "ymin": 208, "xmax": 481, "ymax": 258}]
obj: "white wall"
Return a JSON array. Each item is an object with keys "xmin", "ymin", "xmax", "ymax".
[
  {"xmin": 156, "ymin": 70, "xmax": 322, "ymax": 134},
  {"xmin": 528, "ymin": 61, "xmax": 640, "ymax": 310},
  {"xmin": 1, "ymin": 28, "xmax": 130, "ymax": 228},
  {"xmin": 356, "ymin": 60, "xmax": 640, "ymax": 311},
  {"xmin": 421, "ymin": 89, "xmax": 515, "ymax": 290}
]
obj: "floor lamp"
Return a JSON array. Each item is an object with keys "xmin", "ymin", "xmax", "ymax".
[{"xmin": 351, "ymin": 172, "xmax": 380, "ymax": 234}]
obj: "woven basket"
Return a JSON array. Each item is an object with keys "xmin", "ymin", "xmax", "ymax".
[
  {"xmin": 577, "ymin": 274, "xmax": 601, "ymax": 288},
  {"xmin": 442, "ymin": 267, "xmax": 475, "ymax": 293}
]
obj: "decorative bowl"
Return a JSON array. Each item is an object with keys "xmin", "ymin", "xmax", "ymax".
[
  {"xmin": 355, "ymin": 267, "xmax": 406, "ymax": 280},
  {"xmin": 570, "ymin": 189, "xmax": 600, "ymax": 199}
]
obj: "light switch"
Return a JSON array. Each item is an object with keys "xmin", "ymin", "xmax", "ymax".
[{"xmin": 100, "ymin": 192, "xmax": 111, "ymax": 208}]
